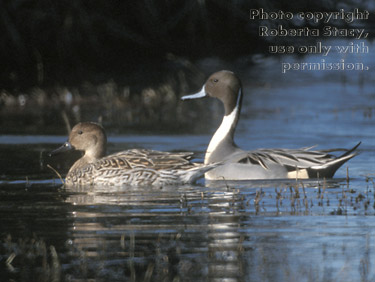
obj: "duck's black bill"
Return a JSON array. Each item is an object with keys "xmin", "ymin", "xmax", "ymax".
[
  {"xmin": 181, "ymin": 87, "xmax": 207, "ymax": 100},
  {"xmin": 49, "ymin": 142, "xmax": 73, "ymax": 157}
]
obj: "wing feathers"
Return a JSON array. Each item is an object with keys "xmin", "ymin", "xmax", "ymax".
[{"xmin": 235, "ymin": 143, "xmax": 360, "ymax": 174}]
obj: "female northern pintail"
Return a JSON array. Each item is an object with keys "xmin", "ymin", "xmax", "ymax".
[
  {"xmin": 50, "ymin": 122, "xmax": 218, "ymax": 186},
  {"xmin": 181, "ymin": 70, "xmax": 360, "ymax": 180}
]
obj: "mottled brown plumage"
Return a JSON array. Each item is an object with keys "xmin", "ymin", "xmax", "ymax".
[{"xmin": 50, "ymin": 122, "xmax": 218, "ymax": 186}]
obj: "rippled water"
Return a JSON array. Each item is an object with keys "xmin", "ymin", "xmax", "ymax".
[{"xmin": 1, "ymin": 43, "xmax": 375, "ymax": 281}]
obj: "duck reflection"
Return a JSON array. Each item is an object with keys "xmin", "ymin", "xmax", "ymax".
[
  {"xmin": 61, "ymin": 177, "xmax": 367, "ymax": 281},
  {"xmin": 62, "ymin": 184, "xmax": 248, "ymax": 281}
]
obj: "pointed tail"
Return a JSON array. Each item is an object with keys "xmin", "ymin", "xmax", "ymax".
[
  {"xmin": 309, "ymin": 142, "xmax": 361, "ymax": 178},
  {"xmin": 179, "ymin": 162, "xmax": 221, "ymax": 183}
]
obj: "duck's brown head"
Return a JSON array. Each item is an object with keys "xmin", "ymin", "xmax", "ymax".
[
  {"xmin": 50, "ymin": 122, "xmax": 107, "ymax": 159},
  {"xmin": 181, "ymin": 70, "xmax": 242, "ymax": 115}
]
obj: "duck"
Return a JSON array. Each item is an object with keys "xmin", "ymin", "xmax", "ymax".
[
  {"xmin": 49, "ymin": 122, "xmax": 218, "ymax": 186},
  {"xmin": 181, "ymin": 70, "xmax": 360, "ymax": 180}
]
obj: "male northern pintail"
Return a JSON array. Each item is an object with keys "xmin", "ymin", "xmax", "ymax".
[
  {"xmin": 181, "ymin": 70, "xmax": 360, "ymax": 180},
  {"xmin": 50, "ymin": 122, "xmax": 218, "ymax": 186}
]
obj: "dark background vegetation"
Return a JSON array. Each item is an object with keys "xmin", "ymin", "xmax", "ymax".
[{"xmin": 0, "ymin": 0, "xmax": 373, "ymax": 134}]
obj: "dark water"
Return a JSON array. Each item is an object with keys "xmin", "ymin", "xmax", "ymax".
[{"xmin": 1, "ymin": 42, "xmax": 375, "ymax": 281}]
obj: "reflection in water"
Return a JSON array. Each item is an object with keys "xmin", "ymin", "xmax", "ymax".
[
  {"xmin": 0, "ymin": 171, "xmax": 374, "ymax": 280},
  {"xmin": 53, "ymin": 179, "xmax": 374, "ymax": 281},
  {"xmin": 63, "ymin": 185, "xmax": 248, "ymax": 280}
]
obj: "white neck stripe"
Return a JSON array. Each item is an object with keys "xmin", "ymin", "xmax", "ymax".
[{"xmin": 205, "ymin": 88, "xmax": 242, "ymax": 164}]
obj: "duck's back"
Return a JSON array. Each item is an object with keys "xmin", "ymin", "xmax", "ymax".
[{"xmin": 65, "ymin": 149, "xmax": 197, "ymax": 186}]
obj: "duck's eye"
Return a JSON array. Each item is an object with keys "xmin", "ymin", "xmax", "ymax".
[
  {"xmin": 78, "ymin": 130, "xmax": 83, "ymax": 135},
  {"xmin": 213, "ymin": 79, "xmax": 219, "ymax": 83}
]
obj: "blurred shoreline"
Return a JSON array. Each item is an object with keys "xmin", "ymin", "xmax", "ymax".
[{"xmin": 0, "ymin": 1, "xmax": 374, "ymax": 134}]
